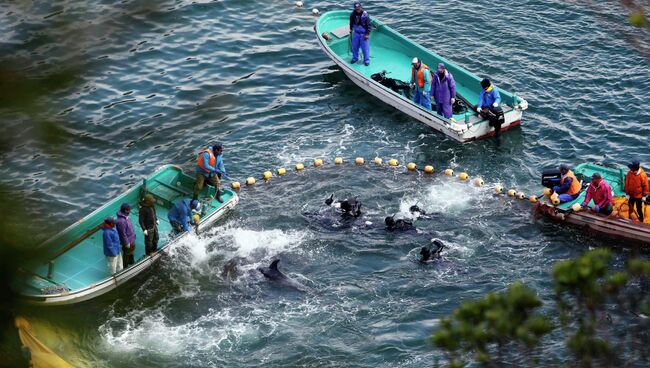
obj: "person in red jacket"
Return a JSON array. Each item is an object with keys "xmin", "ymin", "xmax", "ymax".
[
  {"xmin": 581, "ymin": 173, "xmax": 613, "ymax": 215},
  {"xmin": 624, "ymin": 160, "xmax": 649, "ymax": 222}
]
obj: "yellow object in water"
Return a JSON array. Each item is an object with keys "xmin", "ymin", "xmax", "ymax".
[
  {"xmin": 544, "ymin": 188, "xmax": 553, "ymax": 197},
  {"xmin": 231, "ymin": 182, "xmax": 241, "ymax": 190},
  {"xmin": 444, "ymin": 169, "xmax": 454, "ymax": 177},
  {"xmin": 355, "ymin": 157, "xmax": 365, "ymax": 165},
  {"xmin": 458, "ymin": 172, "xmax": 469, "ymax": 181},
  {"xmin": 263, "ymin": 171, "xmax": 273, "ymax": 180},
  {"xmin": 424, "ymin": 165, "xmax": 434, "ymax": 174},
  {"xmin": 407, "ymin": 162, "xmax": 416, "ymax": 171},
  {"xmin": 494, "ymin": 184, "xmax": 504, "ymax": 194},
  {"xmin": 15, "ymin": 317, "xmax": 74, "ymax": 368},
  {"xmin": 374, "ymin": 157, "xmax": 382, "ymax": 165},
  {"xmin": 246, "ymin": 177, "xmax": 256, "ymax": 186},
  {"xmin": 277, "ymin": 168, "xmax": 286, "ymax": 176},
  {"xmin": 474, "ymin": 178, "xmax": 484, "ymax": 186},
  {"xmin": 516, "ymin": 191, "xmax": 525, "ymax": 200},
  {"xmin": 507, "ymin": 189, "xmax": 516, "ymax": 197},
  {"xmin": 388, "ymin": 159, "xmax": 399, "ymax": 167},
  {"xmin": 529, "ymin": 195, "xmax": 538, "ymax": 203},
  {"xmin": 314, "ymin": 159, "xmax": 323, "ymax": 167},
  {"xmin": 334, "ymin": 157, "xmax": 343, "ymax": 164},
  {"xmin": 295, "ymin": 163, "xmax": 305, "ymax": 171}
]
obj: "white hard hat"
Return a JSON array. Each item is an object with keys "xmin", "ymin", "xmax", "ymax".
[{"xmin": 412, "ymin": 57, "xmax": 419, "ymax": 64}]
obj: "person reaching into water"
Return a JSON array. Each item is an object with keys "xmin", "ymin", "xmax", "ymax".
[
  {"xmin": 116, "ymin": 203, "xmax": 136, "ymax": 268},
  {"xmin": 193, "ymin": 142, "xmax": 227, "ymax": 203},
  {"xmin": 476, "ymin": 78, "xmax": 504, "ymax": 138},
  {"xmin": 102, "ymin": 217, "xmax": 123, "ymax": 275},
  {"xmin": 139, "ymin": 194, "xmax": 159, "ymax": 256},
  {"xmin": 326, "ymin": 194, "xmax": 362, "ymax": 217},
  {"xmin": 420, "ymin": 239, "xmax": 445, "ymax": 263},
  {"xmin": 624, "ymin": 160, "xmax": 649, "ymax": 222},
  {"xmin": 431, "ymin": 63, "xmax": 456, "ymax": 119},
  {"xmin": 385, "ymin": 215, "xmax": 415, "ymax": 231},
  {"xmin": 410, "ymin": 58, "xmax": 432, "ymax": 110},
  {"xmin": 553, "ymin": 164, "xmax": 582, "ymax": 203},
  {"xmin": 581, "ymin": 173, "xmax": 613, "ymax": 216},
  {"xmin": 349, "ymin": 2, "xmax": 371, "ymax": 66}
]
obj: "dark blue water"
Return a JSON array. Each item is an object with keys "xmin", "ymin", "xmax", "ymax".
[{"xmin": 1, "ymin": 0, "xmax": 649, "ymax": 366}]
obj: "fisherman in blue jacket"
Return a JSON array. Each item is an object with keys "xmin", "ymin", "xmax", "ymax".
[
  {"xmin": 168, "ymin": 199, "xmax": 201, "ymax": 234},
  {"xmin": 349, "ymin": 2, "xmax": 371, "ymax": 66},
  {"xmin": 102, "ymin": 217, "xmax": 123, "ymax": 275},
  {"xmin": 193, "ymin": 143, "xmax": 227, "ymax": 203},
  {"xmin": 476, "ymin": 78, "xmax": 504, "ymax": 138}
]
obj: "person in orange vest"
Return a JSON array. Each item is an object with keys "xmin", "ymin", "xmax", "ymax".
[
  {"xmin": 410, "ymin": 57, "xmax": 432, "ymax": 110},
  {"xmin": 624, "ymin": 160, "xmax": 649, "ymax": 222},
  {"xmin": 193, "ymin": 143, "xmax": 227, "ymax": 203},
  {"xmin": 553, "ymin": 164, "xmax": 582, "ymax": 203}
]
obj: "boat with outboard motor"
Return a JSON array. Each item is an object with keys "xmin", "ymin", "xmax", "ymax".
[
  {"xmin": 13, "ymin": 164, "xmax": 238, "ymax": 305},
  {"xmin": 314, "ymin": 10, "xmax": 528, "ymax": 143},
  {"xmin": 535, "ymin": 163, "xmax": 650, "ymax": 246}
]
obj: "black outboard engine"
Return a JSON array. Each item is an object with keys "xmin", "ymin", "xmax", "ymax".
[
  {"xmin": 541, "ymin": 169, "xmax": 562, "ymax": 188},
  {"xmin": 371, "ymin": 71, "xmax": 411, "ymax": 100}
]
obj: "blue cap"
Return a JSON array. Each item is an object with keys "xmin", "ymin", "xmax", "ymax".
[
  {"xmin": 437, "ymin": 63, "xmax": 445, "ymax": 70},
  {"xmin": 190, "ymin": 199, "xmax": 200, "ymax": 209},
  {"xmin": 120, "ymin": 203, "xmax": 131, "ymax": 212},
  {"xmin": 354, "ymin": 2, "xmax": 362, "ymax": 9}
]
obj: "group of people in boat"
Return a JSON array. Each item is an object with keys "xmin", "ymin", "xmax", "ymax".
[
  {"xmin": 349, "ymin": 2, "xmax": 505, "ymax": 135},
  {"xmin": 101, "ymin": 143, "xmax": 229, "ymax": 275},
  {"xmin": 551, "ymin": 160, "xmax": 648, "ymax": 220}
]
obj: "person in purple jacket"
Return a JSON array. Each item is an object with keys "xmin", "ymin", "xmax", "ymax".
[
  {"xmin": 349, "ymin": 2, "xmax": 371, "ymax": 66},
  {"xmin": 430, "ymin": 63, "xmax": 456, "ymax": 119},
  {"xmin": 102, "ymin": 217, "xmax": 123, "ymax": 275},
  {"xmin": 116, "ymin": 203, "xmax": 136, "ymax": 268}
]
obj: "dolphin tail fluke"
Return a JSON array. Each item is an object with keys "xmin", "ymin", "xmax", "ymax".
[{"xmin": 270, "ymin": 259, "xmax": 280, "ymax": 271}]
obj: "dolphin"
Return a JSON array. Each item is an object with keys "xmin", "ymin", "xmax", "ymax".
[
  {"xmin": 258, "ymin": 260, "xmax": 308, "ymax": 292},
  {"xmin": 221, "ymin": 257, "xmax": 243, "ymax": 281}
]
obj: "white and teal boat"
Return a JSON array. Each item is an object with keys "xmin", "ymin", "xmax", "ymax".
[
  {"xmin": 315, "ymin": 10, "xmax": 529, "ymax": 143},
  {"xmin": 13, "ymin": 165, "xmax": 238, "ymax": 305}
]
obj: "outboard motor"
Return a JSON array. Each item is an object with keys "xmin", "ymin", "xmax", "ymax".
[
  {"xmin": 371, "ymin": 71, "xmax": 411, "ymax": 100},
  {"xmin": 541, "ymin": 168, "xmax": 562, "ymax": 188}
]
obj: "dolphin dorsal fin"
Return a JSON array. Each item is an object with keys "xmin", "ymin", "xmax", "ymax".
[{"xmin": 270, "ymin": 259, "xmax": 280, "ymax": 271}]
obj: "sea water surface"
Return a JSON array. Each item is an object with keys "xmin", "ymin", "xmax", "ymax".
[{"xmin": 1, "ymin": 0, "xmax": 649, "ymax": 366}]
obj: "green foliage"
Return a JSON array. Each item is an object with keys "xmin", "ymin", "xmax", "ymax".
[
  {"xmin": 433, "ymin": 250, "xmax": 650, "ymax": 367},
  {"xmin": 432, "ymin": 282, "xmax": 551, "ymax": 367}
]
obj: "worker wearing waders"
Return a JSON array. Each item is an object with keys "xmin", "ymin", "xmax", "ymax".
[
  {"xmin": 410, "ymin": 58, "xmax": 432, "ymax": 110},
  {"xmin": 431, "ymin": 63, "xmax": 457, "ymax": 119},
  {"xmin": 193, "ymin": 143, "xmax": 227, "ymax": 203},
  {"xmin": 624, "ymin": 160, "xmax": 649, "ymax": 222},
  {"xmin": 553, "ymin": 164, "xmax": 582, "ymax": 203},
  {"xmin": 476, "ymin": 78, "xmax": 504, "ymax": 137},
  {"xmin": 349, "ymin": 2, "xmax": 371, "ymax": 66}
]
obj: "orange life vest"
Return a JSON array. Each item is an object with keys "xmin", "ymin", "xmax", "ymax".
[
  {"xmin": 411, "ymin": 63, "xmax": 431, "ymax": 89},
  {"xmin": 197, "ymin": 148, "xmax": 216, "ymax": 174},
  {"xmin": 561, "ymin": 170, "xmax": 581, "ymax": 196}
]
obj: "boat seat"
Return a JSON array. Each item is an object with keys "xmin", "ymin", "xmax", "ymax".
[
  {"xmin": 149, "ymin": 179, "xmax": 191, "ymax": 207},
  {"xmin": 330, "ymin": 25, "xmax": 350, "ymax": 39}
]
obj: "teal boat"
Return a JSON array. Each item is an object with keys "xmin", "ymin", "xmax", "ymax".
[
  {"xmin": 536, "ymin": 163, "xmax": 650, "ymax": 246},
  {"xmin": 315, "ymin": 10, "xmax": 528, "ymax": 143},
  {"xmin": 13, "ymin": 165, "xmax": 238, "ymax": 305}
]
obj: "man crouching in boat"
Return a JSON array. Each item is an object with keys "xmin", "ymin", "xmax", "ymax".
[
  {"xmin": 553, "ymin": 164, "xmax": 582, "ymax": 203},
  {"xmin": 476, "ymin": 78, "xmax": 504, "ymax": 137},
  {"xmin": 410, "ymin": 58, "xmax": 432, "ymax": 110},
  {"xmin": 349, "ymin": 2, "xmax": 371, "ymax": 66},
  {"xmin": 580, "ymin": 173, "xmax": 614, "ymax": 216},
  {"xmin": 168, "ymin": 199, "xmax": 201, "ymax": 234}
]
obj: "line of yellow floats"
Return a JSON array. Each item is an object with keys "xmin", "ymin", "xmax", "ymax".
[{"xmin": 228, "ymin": 157, "xmax": 553, "ymax": 206}]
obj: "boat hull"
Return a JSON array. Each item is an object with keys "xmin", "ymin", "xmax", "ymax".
[{"xmin": 535, "ymin": 203, "xmax": 650, "ymax": 246}]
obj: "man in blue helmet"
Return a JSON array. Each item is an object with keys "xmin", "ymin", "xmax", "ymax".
[
  {"xmin": 168, "ymin": 198, "xmax": 201, "ymax": 234},
  {"xmin": 349, "ymin": 2, "xmax": 371, "ymax": 66}
]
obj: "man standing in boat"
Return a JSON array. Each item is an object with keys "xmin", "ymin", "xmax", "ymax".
[
  {"xmin": 139, "ymin": 194, "xmax": 159, "ymax": 256},
  {"xmin": 431, "ymin": 63, "xmax": 456, "ymax": 119},
  {"xmin": 476, "ymin": 78, "xmax": 504, "ymax": 137},
  {"xmin": 581, "ymin": 173, "xmax": 614, "ymax": 216},
  {"xmin": 349, "ymin": 2, "xmax": 371, "ymax": 66},
  {"xmin": 102, "ymin": 217, "xmax": 123, "ymax": 275},
  {"xmin": 624, "ymin": 160, "xmax": 649, "ymax": 223},
  {"xmin": 410, "ymin": 58, "xmax": 432, "ymax": 110},
  {"xmin": 193, "ymin": 143, "xmax": 227, "ymax": 203},
  {"xmin": 116, "ymin": 203, "xmax": 137, "ymax": 268}
]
